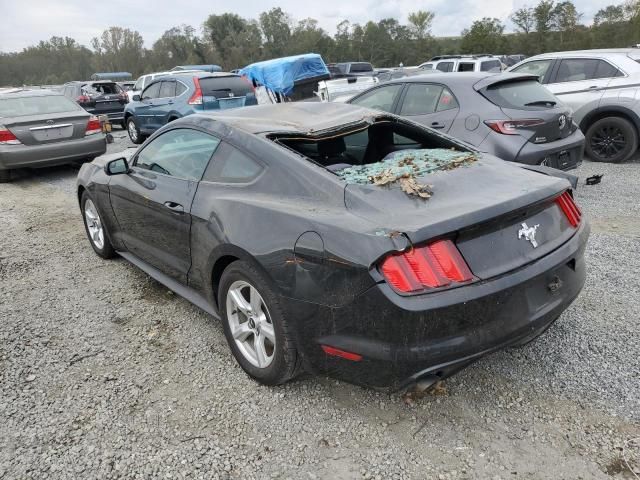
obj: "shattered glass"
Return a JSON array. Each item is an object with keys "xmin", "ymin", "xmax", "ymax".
[{"xmin": 336, "ymin": 149, "xmax": 478, "ymax": 198}]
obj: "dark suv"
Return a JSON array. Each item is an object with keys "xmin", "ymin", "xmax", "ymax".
[
  {"xmin": 124, "ymin": 72, "xmax": 257, "ymax": 144},
  {"xmin": 62, "ymin": 81, "xmax": 128, "ymax": 127}
]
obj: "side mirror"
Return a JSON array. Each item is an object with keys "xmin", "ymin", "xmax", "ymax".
[
  {"xmin": 105, "ymin": 158, "xmax": 130, "ymax": 176},
  {"xmin": 132, "ymin": 94, "xmax": 141, "ymax": 101}
]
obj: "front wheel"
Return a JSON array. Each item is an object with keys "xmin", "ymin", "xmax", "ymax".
[
  {"xmin": 81, "ymin": 191, "xmax": 116, "ymax": 259},
  {"xmin": 219, "ymin": 261, "xmax": 301, "ymax": 385},
  {"xmin": 585, "ymin": 116, "xmax": 638, "ymax": 163},
  {"xmin": 126, "ymin": 117, "xmax": 144, "ymax": 144}
]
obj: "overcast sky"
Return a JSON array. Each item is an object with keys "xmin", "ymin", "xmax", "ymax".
[{"xmin": 1, "ymin": 0, "xmax": 617, "ymax": 52}]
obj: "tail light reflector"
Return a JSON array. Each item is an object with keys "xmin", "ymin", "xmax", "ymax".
[
  {"xmin": 484, "ymin": 119, "xmax": 545, "ymax": 135},
  {"xmin": 321, "ymin": 345, "xmax": 362, "ymax": 362},
  {"xmin": 188, "ymin": 77, "xmax": 203, "ymax": 105},
  {"xmin": 555, "ymin": 191, "xmax": 581, "ymax": 228},
  {"xmin": 0, "ymin": 125, "xmax": 21, "ymax": 145},
  {"xmin": 380, "ymin": 239, "xmax": 473, "ymax": 293},
  {"xmin": 85, "ymin": 116, "xmax": 102, "ymax": 136}
]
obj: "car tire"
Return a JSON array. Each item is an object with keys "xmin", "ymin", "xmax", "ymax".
[
  {"xmin": 126, "ymin": 117, "xmax": 144, "ymax": 144},
  {"xmin": 81, "ymin": 191, "xmax": 116, "ymax": 259},
  {"xmin": 219, "ymin": 260, "xmax": 302, "ymax": 386},
  {"xmin": 585, "ymin": 116, "xmax": 638, "ymax": 163},
  {"xmin": 0, "ymin": 169, "xmax": 11, "ymax": 183}
]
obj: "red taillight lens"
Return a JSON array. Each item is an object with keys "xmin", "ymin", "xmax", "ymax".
[
  {"xmin": 321, "ymin": 345, "xmax": 362, "ymax": 362},
  {"xmin": 555, "ymin": 191, "xmax": 582, "ymax": 228},
  {"xmin": 118, "ymin": 92, "xmax": 129, "ymax": 103},
  {"xmin": 0, "ymin": 125, "xmax": 21, "ymax": 145},
  {"xmin": 484, "ymin": 119, "xmax": 545, "ymax": 135},
  {"xmin": 380, "ymin": 239, "xmax": 473, "ymax": 293},
  {"xmin": 76, "ymin": 95, "xmax": 90, "ymax": 103},
  {"xmin": 188, "ymin": 77, "xmax": 203, "ymax": 105},
  {"xmin": 85, "ymin": 116, "xmax": 102, "ymax": 136}
]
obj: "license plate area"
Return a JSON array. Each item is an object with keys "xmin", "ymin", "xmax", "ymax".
[{"xmin": 31, "ymin": 125, "xmax": 74, "ymax": 141}]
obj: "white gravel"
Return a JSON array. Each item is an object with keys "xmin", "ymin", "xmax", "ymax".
[{"xmin": 0, "ymin": 134, "xmax": 638, "ymax": 479}]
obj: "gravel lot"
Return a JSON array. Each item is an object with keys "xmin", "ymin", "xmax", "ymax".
[{"xmin": 0, "ymin": 129, "xmax": 639, "ymax": 479}]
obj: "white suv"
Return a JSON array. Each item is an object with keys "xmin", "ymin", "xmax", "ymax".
[
  {"xmin": 509, "ymin": 49, "xmax": 640, "ymax": 163},
  {"xmin": 418, "ymin": 55, "xmax": 503, "ymax": 73},
  {"xmin": 128, "ymin": 70, "xmax": 202, "ymax": 102}
]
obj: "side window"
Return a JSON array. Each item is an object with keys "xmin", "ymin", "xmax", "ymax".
[
  {"xmin": 203, "ymin": 142, "xmax": 264, "ymax": 183},
  {"xmin": 512, "ymin": 59, "xmax": 552, "ymax": 82},
  {"xmin": 436, "ymin": 87, "xmax": 459, "ymax": 112},
  {"xmin": 594, "ymin": 60, "xmax": 623, "ymax": 79},
  {"xmin": 458, "ymin": 62, "xmax": 475, "ymax": 72},
  {"xmin": 350, "ymin": 84, "xmax": 403, "ymax": 112},
  {"xmin": 399, "ymin": 83, "xmax": 444, "ymax": 115},
  {"xmin": 141, "ymin": 82, "xmax": 161, "ymax": 100},
  {"xmin": 159, "ymin": 81, "xmax": 176, "ymax": 98},
  {"xmin": 481, "ymin": 60, "xmax": 501, "ymax": 72},
  {"xmin": 134, "ymin": 77, "xmax": 144, "ymax": 91},
  {"xmin": 554, "ymin": 59, "xmax": 600, "ymax": 83},
  {"xmin": 135, "ymin": 129, "xmax": 221, "ymax": 181},
  {"xmin": 436, "ymin": 62, "xmax": 454, "ymax": 72},
  {"xmin": 175, "ymin": 81, "xmax": 188, "ymax": 96}
]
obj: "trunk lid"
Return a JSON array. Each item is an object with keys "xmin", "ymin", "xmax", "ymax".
[{"xmin": 343, "ymin": 156, "xmax": 575, "ymax": 279}]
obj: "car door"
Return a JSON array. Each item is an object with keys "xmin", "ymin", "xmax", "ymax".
[
  {"xmin": 348, "ymin": 83, "xmax": 404, "ymax": 114},
  {"xmin": 544, "ymin": 58, "xmax": 609, "ymax": 113},
  {"xmin": 396, "ymin": 83, "xmax": 460, "ymax": 132},
  {"xmin": 135, "ymin": 81, "xmax": 161, "ymax": 130},
  {"xmin": 108, "ymin": 128, "xmax": 221, "ymax": 283},
  {"xmin": 148, "ymin": 80, "xmax": 177, "ymax": 128}
]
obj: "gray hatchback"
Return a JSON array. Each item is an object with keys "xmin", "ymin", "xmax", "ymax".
[
  {"xmin": 348, "ymin": 72, "xmax": 584, "ymax": 170},
  {"xmin": 0, "ymin": 90, "xmax": 106, "ymax": 182}
]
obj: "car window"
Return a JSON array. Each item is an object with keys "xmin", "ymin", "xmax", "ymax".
[
  {"xmin": 0, "ymin": 95, "xmax": 81, "ymax": 117},
  {"xmin": 159, "ymin": 81, "xmax": 176, "ymax": 98},
  {"xmin": 481, "ymin": 60, "xmax": 501, "ymax": 72},
  {"xmin": 594, "ymin": 60, "xmax": 623, "ymax": 79},
  {"xmin": 134, "ymin": 77, "xmax": 145, "ymax": 91},
  {"xmin": 350, "ymin": 63, "xmax": 373, "ymax": 73},
  {"xmin": 554, "ymin": 59, "xmax": 600, "ymax": 83},
  {"xmin": 512, "ymin": 59, "xmax": 553, "ymax": 81},
  {"xmin": 176, "ymin": 81, "xmax": 188, "ymax": 96},
  {"xmin": 481, "ymin": 79, "xmax": 559, "ymax": 110},
  {"xmin": 84, "ymin": 83, "xmax": 121, "ymax": 95},
  {"xmin": 203, "ymin": 142, "xmax": 263, "ymax": 183},
  {"xmin": 436, "ymin": 87, "xmax": 459, "ymax": 112},
  {"xmin": 399, "ymin": 84, "xmax": 444, "ymax": 115},
  {"xmin": 141, "ymin": 82, "xmax": 161, "ymax": 100},
  {"xmin": 458, "ymin": 62, "xmax": 475, "ymax": 72},
  {"xmin": 436, "ymin": 62, "xmax": 454, "ymax": 72},
  {"xmin": 350, "ymin": 84, "xmax": 403, "ymax": 112},
  {"xmin": 135, "ymin": 129, "xmax": 221, "ymax": 181}
]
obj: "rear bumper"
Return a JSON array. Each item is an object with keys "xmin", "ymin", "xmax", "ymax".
[
  {"xmin": 514, "ymin": 129, "xmax": 585, "ymax": 171},
  {"xmin": 284, "ymin": 221, "xmax": 589, "ymax": 390},
  {"xmin": 85, "ymin": 108, "xmax": 125, "ymax": 121},
  {"xmin": 0, "ymin": 135, "xmax": 107, "ymax": 170}
]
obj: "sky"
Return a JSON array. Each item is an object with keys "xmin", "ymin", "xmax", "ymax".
[{"xmin": 1, "ymin": 0, "xmax": 619, "ymax": 52}]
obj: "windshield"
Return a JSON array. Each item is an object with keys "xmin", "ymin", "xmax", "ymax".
[
  {"xmin": 481, "ymin": 80, "xmax": 560, "ymax": 110},
  {"xmin": 0, "ymin": 94, "xmax": 81, "ymax": 117}
]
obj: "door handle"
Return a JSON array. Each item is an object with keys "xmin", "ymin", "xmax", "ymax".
[
  {"xmin": 163, "ymin": 201, "xmax": 184, "ymax": 213},
  {"xmin": 168, "ymin": 100, "xmax": 174, "ymax": 104},
  {"xmin": 431, "ymin": 122, "xmax": 445, "ymax": 129}
]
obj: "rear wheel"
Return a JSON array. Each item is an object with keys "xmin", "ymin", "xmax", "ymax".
[
  {"xmin": 126, "ymin": 117, "xmax": 144, "ymax": 144},
  {"xmin": 585, "ymin": 116, "xmax": 638, "ymax": 163},
  {"xmin": 219, "ymin": 261, "xmax": 301, "ymax": 385},
  {"xmin": 81, "ymin": 191, "xmax": 116, "ymax": 259},
  {"xmin": 0, "ymin": 169, "xmax": 11, "ymax": 183}
]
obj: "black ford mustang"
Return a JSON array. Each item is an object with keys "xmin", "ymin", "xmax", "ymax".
[{"xmin": 77, "ymin": 103, "xmax": 589, "ymax": 390}]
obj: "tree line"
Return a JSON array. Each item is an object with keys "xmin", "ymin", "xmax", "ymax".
[{"xmin": 1, "ymin": 0, "xmax": 638, "ymax": 86}]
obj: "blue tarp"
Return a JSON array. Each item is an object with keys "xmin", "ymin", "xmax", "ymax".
[{"xmin": 239, "ymin": 54, "xmax": 329, "ymax": 96}]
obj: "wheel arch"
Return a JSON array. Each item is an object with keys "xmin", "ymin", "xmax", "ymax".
[{"xmin": 579, "ymin": 106, "xmax": 640, "ymax": 136}]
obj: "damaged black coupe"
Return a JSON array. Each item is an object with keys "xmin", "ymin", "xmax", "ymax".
[{"xmin": 77, "ymin": 103, "xmax": 589, "ymax": 390}]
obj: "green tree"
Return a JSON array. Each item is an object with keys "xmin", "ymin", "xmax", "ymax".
[
  {"xmin": 91, "ymin": 27, "xmax": 145, "ymax": 76},
  {"xmin": 460, "ymin": 18, "xmax": 505, "ymax": 54},
  {"xmin": 151, "ymin": 25, "xmax": 205, "ymax": 70},
  {"xmin": 203, "ymin": 13, "xmax": 262, "ymax": 69},
  {"xmin": 259, "ymin": 7, "xmax": 292, "ymax": 58},
  {"xmin": 511, "ymin": 6, "xmax": 535, "ymax": 34},
  {"xmin": 408, "ymin": 10, "xmax": 435, "ymax": 39},
  {"xmin": 534, "ymin": 0, "xmax": 556, "ymax": 50}
]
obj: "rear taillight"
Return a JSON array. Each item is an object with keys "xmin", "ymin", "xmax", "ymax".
[
  {"xmin": 0, "ymin": 125, "xmax": 21, "ymax": 145},
  {"xmin": 118, "ymin": 92, "xmax": 129, "ymax": 103},
  {"xmin": 76, "ymin": 95, "xmax": 90, "ymax": 104},
  {"xmin": 380, "ymin": 239, "xmax": 473, "ymax": 294},
  {"xmin": 555, "ymin": 191, "xmax": 582, "ymax": 228},
  {"xmin": 85, "ymin": 116, "xmax": 102, "ymax": 136},
  {"xmin": 484, "ymin": 119, "xmax": 545, "ymax": 135},
  {"xmin": 241, "ymin": 75, "xmax": 256, "ymax": 92},
  {"xmin": 188, "ymin": 77, "xmax": 203, "ymax": 105}
]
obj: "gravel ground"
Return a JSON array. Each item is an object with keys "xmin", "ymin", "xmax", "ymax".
[{"xmin": 0, "ymin": 130, "xmax": 639, "ymax": 479}]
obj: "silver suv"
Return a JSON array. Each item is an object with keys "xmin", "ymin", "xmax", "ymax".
[
  {"xmin": 509, "ymin": 49, "xmax": 640, "ymax": 163},
  {"xmin": 419, "ymin": 55, "xmax": 503, "ymax": 73}
]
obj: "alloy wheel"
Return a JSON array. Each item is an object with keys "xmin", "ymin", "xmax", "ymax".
[
  {"xmin": 590, "ymin": 125, "xmax": 626, "ymax": 159},
  {"xmin": 127, "ymin": 119, "xmax": 138, "ymax": 142},
  {"xmin": 84, "ymin": 199, "xmax": 104, "ymax": 250},
  {"xmin": 225, "ymin": 280, "xmax": 275, "ymax": 369}
]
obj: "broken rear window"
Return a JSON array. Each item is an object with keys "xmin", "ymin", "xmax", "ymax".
[{"xmin": 82, "ymin": 83, "xmax": 122, "ymax": 96}]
